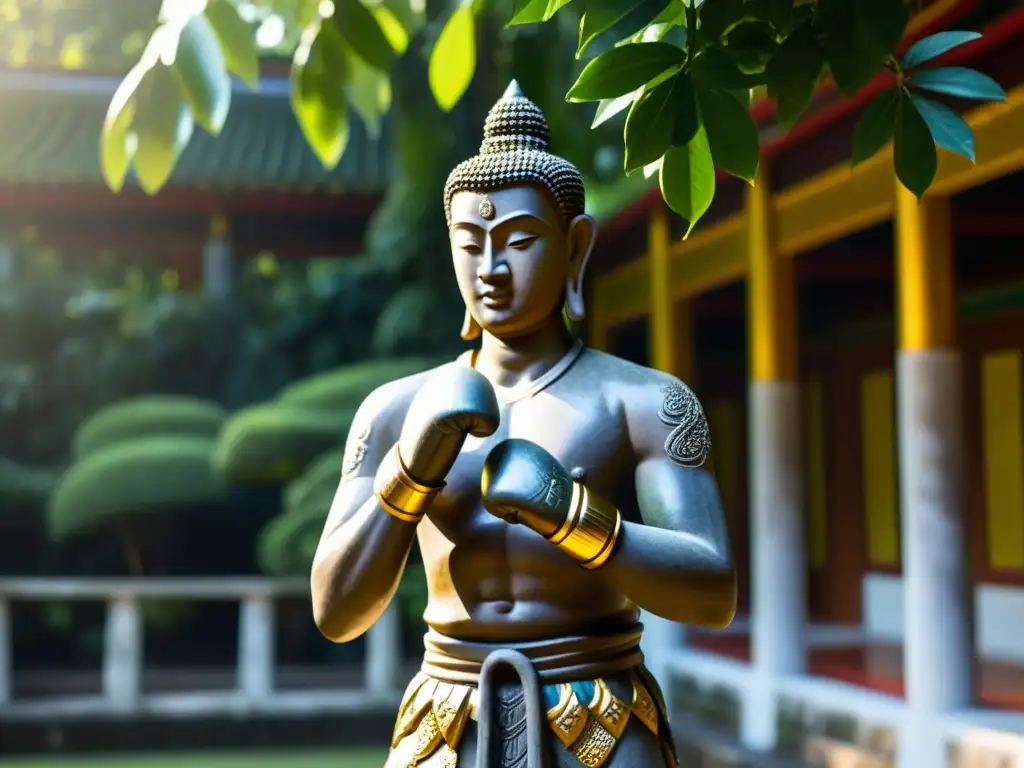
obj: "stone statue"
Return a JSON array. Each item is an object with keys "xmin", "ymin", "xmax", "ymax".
[{"xmin": 311, "ymin": 80, "xmax": 736, "ymax": 768}]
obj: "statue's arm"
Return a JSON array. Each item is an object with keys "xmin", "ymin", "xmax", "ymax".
[
  {"xmin": 602, "ymin": 377, "xmax": 737, "ymax": 629},
  {"xmin": 311, "ymin": 382, "xmax": 418, "ymax": 643}
]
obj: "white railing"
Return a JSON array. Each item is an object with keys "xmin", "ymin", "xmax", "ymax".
[{"xmin": 0, "ymin": 578, "xmax": 404, "ymax": 720}]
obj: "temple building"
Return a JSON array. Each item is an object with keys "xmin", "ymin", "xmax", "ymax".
[
  {"xmin": 586, "ymin": 0, "xmax": 1024, "ymax": 765},
  {"xmin": 0, "ymin": 70, "xmax": 392, "ymax": 291}
]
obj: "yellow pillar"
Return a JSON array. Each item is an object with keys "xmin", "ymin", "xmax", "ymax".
[
  {"xmin": 748, "ymin": 168, "xmax": 796, "ymax": 382},
  {"xmin": 743, "ymin": 164, "xmax": 806, "ymax": 751},
  {"xmin": 895, "ymin": 192, "xmax": 955, "ymax": 351},
  {"xmin": 648, "ymin": 206, "xmax": 694, "ymax": 380},
  {"xmin": 893, "ymin": 185, "xmax": 969, "ymax": 764}
]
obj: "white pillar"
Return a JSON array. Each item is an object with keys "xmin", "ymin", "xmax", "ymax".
[
  {"xmin": 237, "ymin": 595, "xmax": 275, "ymax": 704},
  {"xmin": 894, "ymin": 190, "xmax": 970, "ymax": 766},
  {"xmin": 897, "ymin": 351, "xmax": 971, "ymax": 766},
  {"xmin": 103, "ymin": 596, "xmax": 142, "ymax": 713},
  {"xmin": 744, "ymin": 381, "xmax": 806, "ymax": 751},
  {"xmin": 365, "ymin": 602, "xmax": 401, "ymax": 698},
  {"xmin": 639, "ymin": 610, "xmax": 685, "ymax": 690},
  {"xmin": 742, "ymin": 167, "xmax": 806, "ymax": 752},
  {"xmin": 0, "ymin": 597, "xmax": 10, "ymax": 706},
  {"xmin": 203, "ymin": 215, "xmax": 234, "ymax": 297}
]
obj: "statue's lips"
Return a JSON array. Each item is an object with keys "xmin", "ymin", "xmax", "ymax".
[{"xmin": 479, "ymin": 291, "xmax": 513, "ymax": 309}]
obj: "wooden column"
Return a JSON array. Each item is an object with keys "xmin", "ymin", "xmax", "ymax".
[
  {"xmin": 894, "ymin": 189, "xmax": 970, "ymax": 766},
  {"xmin": 744, "ymin": 166, "xmax": 806, "ymax": 752}
]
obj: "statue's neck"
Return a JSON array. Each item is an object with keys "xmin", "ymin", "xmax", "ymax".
[{"xmin": 475, "ymin": 317, "xmax": 575, "ymax": 391}]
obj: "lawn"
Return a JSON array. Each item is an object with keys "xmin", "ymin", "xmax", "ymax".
[{"xmin": 0, "ymin": 751, "xmax": 387, "ymax": 768}]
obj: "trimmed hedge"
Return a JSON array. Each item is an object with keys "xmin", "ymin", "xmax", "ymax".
[
  {"xmin": 276, "ymin": 356, "xmax": 445, "ymax": 412},
  {"xmin": 283, "ymin": 446, "xmax": 343, "ymax": 514},
  {"xmin": 256, "ymin": 501, "xmax": 328, "ymax": 576},
  {"xmin": 0, "ymin": 457, "xmax": 59, "ymax": 504},
  {"xmin": 213, "ymin": 404, "xmax": 350, "ymax": 485},
  {"xmin": 73, "ymin": 396, "xmax": 226, "ymax": 460},
  {"xmin": 47, "ymin": 436, "xmax": 224, "ymax": 541}
]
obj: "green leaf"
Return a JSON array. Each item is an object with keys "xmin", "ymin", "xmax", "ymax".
[
  {"xmin": 620, "ymin": 5, "xmax": 687, "ymax": 46},
  {"xmin": 578, "ymin": 0, "xmax": 648, "ymax": 56},
  {"xmin": 173, "ymin": 14, "xmax": 232, "ymax": 135},
  {"xmin": 660, "ymin": 125, "xmax": 716, "ymax": 236},
  {"xmin": 722, "ymin": 19, "xmax": 779, "ymax": 74},
  {"xmin": 910, "ymin": 93, "xmax": 975, "ymax": 162},
  {"xmin": 344, "ymin": 42, "xmax": 391, "ymax": 139},
  {"xmin": 671, "ymin": 73, "xmax": 699, "ymax": 147},
  {"xmin": 429, "ymin": 4, "xmax": 476, "ymax": 112},
  {"xmin": 331, "ymin": 0, "xmax": 395, "ymax": 73},
  {"xmin": 909, "ymin": 67, "xmax": 1007, "ymax": 102},
  {"xmin": 901, "ymin": 31, "xmax": 981, "ymax": 70},
  {"xmin": 101, "ymin": 63, "xmax": 148, "ymax": 192},
  {"xmin": 567, "ymin": 42, "xmax": 685, "ymax": 102},
  {"xmin": 697, "ymin": 87, "xmax": 759, "ymax": 182},
  {"xmin": 592, "ymin": 91, "xmax": 639, "ymax": 128},
  {"xmin": 624, "ymin": 74, "xmax": 692, "ymax": 172},
  {"xmin": 379, "ymin": 0, "xmax": 425, "ymax": 37},
  {"xmin": 746, "ymin": 0, "xmax": 795, "ymax": 31},
  {"xmin": 204, "ymin": 0, "xmax": 260, "ymax": 89},
  {"xmin": 509, "ymin": 0, "xmax": 575, "ymax": 26},
  {"xmin": 132, "ymin": 65, "xmax": 195, "ymax": 195},
  {"xmin": 851, "ymin": 87, "xmax": 899, "ymax": 167},
  {"xmin": 697, "ymin": 0, "xmax": 744, "ymax": 46},
  {"xmin": 692, "ymin": 48, "xmax": 767, "ymax": 90},
  {"xmin": 291, "ymin": 21, "xmax": 350, "ymax": 169},
  {"xmin": 765, "ymin": 21, "xmax": 824, "ymax": 124},
  {"xmin": 821, "ymin": 0, "xmax": 908, "ymax": 95},
  {"xmin": 894, "ymin": 89, "xmax": 937, "ymax": 200},
  {"xmin": 370, "ymin": 5, "xmax": 410, "ymax": 54}
]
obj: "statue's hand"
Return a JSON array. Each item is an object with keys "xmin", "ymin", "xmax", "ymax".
[
  {"xmin": 398, "ymin": 366, "xmax": 500, "ymax": 486},
  {"xmin": 480, "ymin": 439, "xmax": 573, "ymax": 538}
]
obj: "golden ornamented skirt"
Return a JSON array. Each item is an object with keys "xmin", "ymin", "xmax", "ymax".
[{"xmin": 387, "ymin": 628, "xmax": 677, "ymax": 768}]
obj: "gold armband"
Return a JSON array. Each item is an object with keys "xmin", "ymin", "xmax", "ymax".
[
  {"xmin": 373, "ymin": 444, "xmax": 443, "ymax": 523},
  {"xmin": 547, "ymin": 482, "xmax": 622, "ymax": 570}
]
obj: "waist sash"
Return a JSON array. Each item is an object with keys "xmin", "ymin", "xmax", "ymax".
[{"xmin": 420, "ymin": 625, "xmax": 646, "ymax": 685}]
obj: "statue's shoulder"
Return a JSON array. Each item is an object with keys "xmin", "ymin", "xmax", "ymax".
[
  {"xmin": 581, "ymin": 349, "xmax": 709, "ymax": 467},
  {"xmin": 581, "ymin": 348, "xmax": 694, "ymax": 403},
  {"xmin": 354, "ymin": 359, "xmax": 461, "ymax": 436}
]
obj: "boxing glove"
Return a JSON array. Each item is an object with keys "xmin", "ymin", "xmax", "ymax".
[
  {"xmin": 375, "ymin": 365, "xmax": 500, "ymax": 522},
  {"xmin": 481, "ymin": 439, "xmax": 622, "ymax": 569}
]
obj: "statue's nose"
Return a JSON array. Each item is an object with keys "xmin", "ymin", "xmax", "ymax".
[{"xmin": 478, "ymin": 240, "xmax": 510, "ymax": 281}]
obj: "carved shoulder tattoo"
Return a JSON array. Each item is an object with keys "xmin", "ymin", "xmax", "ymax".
[
  {"xmin": 657, "ymin": 382, "xmax": 711, "ymax": 468},
  {"xmin": 341, "ymin": 420, "xmax": 372, "ymax": 480}
]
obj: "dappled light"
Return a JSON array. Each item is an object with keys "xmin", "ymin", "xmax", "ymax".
[{"xmin": 0, "ymin": 0, "xmax": 1021, "ymax": 766}]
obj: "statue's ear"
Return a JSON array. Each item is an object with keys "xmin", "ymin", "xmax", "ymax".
[{"xmin": 564, "ymin": 214, "xmax": 597, "ymax": 322}]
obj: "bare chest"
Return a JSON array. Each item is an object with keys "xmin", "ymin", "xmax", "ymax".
[{"xmin": 424, "ymin": 389, "xmax": 630, "ymax": 536}]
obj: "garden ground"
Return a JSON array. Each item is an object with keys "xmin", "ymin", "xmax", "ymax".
[{"xmin": 0, "ymin": 751, "xmax": 387, "ymax": 768}]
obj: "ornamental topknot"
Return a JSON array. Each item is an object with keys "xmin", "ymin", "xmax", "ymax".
[{"xmin": 444, "ymin": 80, "xmax": 587, "ymax": 227}]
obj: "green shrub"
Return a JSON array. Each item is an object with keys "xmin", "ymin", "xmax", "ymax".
[
  {"xmin": 0, "ymin": 457, "xmax": 59, "ymax": 504},
  {"xmin": 47, "ymin": 436, "xmax": 224, "ymax": 541},
  {"xmin": 213, "ymin": 404, "xmax": 350, "ymax": 485},
  {"xmin": 73, "ymin": 396, "xmax": 226, "ymax": 460},
  {"xmin": 276, "ymin": 356, "xmax": 445, "ymax": 412},
  {"xmin": 256, "ymin": 502, "xmax": 328, "ymax": 576},
  {"xmin": 283, "ymin": 446, "xmax": 344, "ymax": 513}
]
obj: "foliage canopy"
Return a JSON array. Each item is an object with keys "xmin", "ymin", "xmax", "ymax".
[{"xmin": 98, "ymin": 0, "xmax": 1006, "ymax": 231}]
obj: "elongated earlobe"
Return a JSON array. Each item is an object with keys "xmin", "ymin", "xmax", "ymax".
[
  {"xmin": 565, "ymin": 214, "xmax": 597, "ymax": 322},
  {"xmin": 461, "ymin": 309, "xmax": 482, "ymax": 341}
]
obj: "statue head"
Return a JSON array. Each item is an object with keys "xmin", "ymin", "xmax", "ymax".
[{"xmin": 444, "ymin": 81, "xmax": 598, "ymax": 342}]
